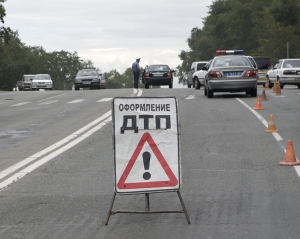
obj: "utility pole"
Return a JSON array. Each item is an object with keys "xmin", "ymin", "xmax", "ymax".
[{"xmin": 287, "ymin": 42, "xmax": 291, "ymax": 58}]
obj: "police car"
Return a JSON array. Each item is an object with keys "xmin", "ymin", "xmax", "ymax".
[{"xmin": 203, "ymin": 50, "xmax": 258, "ymax": 98}]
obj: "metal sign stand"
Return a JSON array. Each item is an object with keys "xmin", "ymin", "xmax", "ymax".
[{"xmin": 105, "ymin": 191, "xmax": 190, "ymax": 225}]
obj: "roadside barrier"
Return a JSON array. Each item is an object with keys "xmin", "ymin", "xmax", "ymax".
[
  {"xmin": 253, "ymin": 97, "xmax": 264, "ymax": 110},
  {"xmin": 279, "ymin": 140, "xmax": 300, "ymax": 166},
  {"xmin": 261, "ymin": 90, "xmax": 269, "ymax": 100},
  {"xmin": 265, "ymin": 114, "xmax": 278, "ymax": 133}
]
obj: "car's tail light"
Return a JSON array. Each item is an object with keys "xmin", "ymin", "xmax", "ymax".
[
  {"xmin": 167, "ymin": 71, "xmax": 172, "ymax": 77},
  {"xmin": 209, "ymin": 71, "xmax": 222, "ymax": 78},
  {"xmin": 244, "ymin": 70, "xmax": 257, "ymax": 77},
  {"xmin": 145, "ymin": 72, "xmax": 150, "ymax": 77},
  {"xmin": 283, "ymin": 70, "xmax": 296, "ymax": 75}
]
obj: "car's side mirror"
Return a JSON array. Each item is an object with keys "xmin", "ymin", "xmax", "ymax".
[
  {"xmin": 171, "ymin": 70, "xmax": 175, "ymax": 73},
  {"xmin": 202, "ymin": 66, "xmax": 207, "ymax": 71}
]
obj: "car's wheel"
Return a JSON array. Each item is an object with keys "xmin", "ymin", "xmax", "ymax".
[
  {"xmin": 187, "ymin": 83, "xmax": 192, "ymax": 88},
  {"xmin": 169, "ymin": 82, "xmax": 173, "ymax": 88},
  {"xmin": 194, "ymin": 77, "xmax": 200, "ymax": 89},
  {"xmin": 298, "ymin": 85, "xmax": 300, "ymax": 89},
  {"xmin": 207, "ymin": 86, "xmax": 213, "ymax": 98},
  {"xmin": 75, "ymin": 86, "xmax": 79, "ymax": 91},
  {"xmin": 145, "ymin": 83, "xmax": 149, "ymax": 89},
  {"xmin": 250, "ymin": 87, "xmax": 257, "ymax": 97},
  {"xmin": 49, "ymin": 88, "xmax": 52, "ymax": 91},
  {"xmin": 204, "ymin": 85, "xmax": 207, "ymax": 96},
  {"xmin": 267, "ymin": 76, "xmax": 273, "ymax": 88}
]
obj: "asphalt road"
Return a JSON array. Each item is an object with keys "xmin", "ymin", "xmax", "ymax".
[{"xmin": 0, "ymin": 86, "xmax": 300, "ymax": 238}]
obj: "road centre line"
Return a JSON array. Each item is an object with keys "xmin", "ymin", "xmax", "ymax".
[
  {"xmin": 11, "ymin": 102, "xmax": 30, "ymax": 107},
  {"xmin": 236, "ymin": 98, "xmax": 300, "ymax": 177},
  {"xmin": 0, "ymin": 110, "xmax": 112, "ymax": 182},
  {"xmin": 38, "ymin": 100, "xmax": 58, "ymax": 105},
  {"xmin": 0, "ymin": 116, "xmax": 112, "ymax": 191},
  {"xmin": 37, "ymin": 93, "xmax": 67, "ymax": 102},
  {"xmin": 0, "ymin": 89, "xmax": 142, "ymax": 191},
  {"xmin": 68, "ymin": 99, "xmax": 85, "ymax": 103}
]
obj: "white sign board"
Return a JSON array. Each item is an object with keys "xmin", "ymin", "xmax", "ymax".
[{"xmin": 113, "ymin": 97, "xmax": 180, "ymax": 193}]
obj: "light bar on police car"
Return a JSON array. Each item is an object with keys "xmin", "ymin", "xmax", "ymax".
[{"xmin": 216, "ymin": 50, "xmax": 244, "ymax": 55}]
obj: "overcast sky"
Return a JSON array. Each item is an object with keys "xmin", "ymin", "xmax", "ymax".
[{"xmin": 3, "ymin": 0, "xmax": 213, "ymax": 73}]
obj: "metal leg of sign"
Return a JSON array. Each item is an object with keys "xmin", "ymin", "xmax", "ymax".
[
  {"xmin": 145, "ymin": 193, "xmax": 150, "ymax": 212},
  {"xmin": 105, "ymin": 192, "xmax": 116, "ymax": 225},
  {"xmin": 105, "ymin": 190, "xmax": 190, "ymax": 225},
  {"xmin": 177, "ymin": 190, "xmax": 191, "ymax": 224}
]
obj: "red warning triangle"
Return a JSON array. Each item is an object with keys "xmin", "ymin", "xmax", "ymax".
[{"xmin": 117, "ymin": 132, "xmax": 178, "ymax": 190}]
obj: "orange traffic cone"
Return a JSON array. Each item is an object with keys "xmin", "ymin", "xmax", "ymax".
[
  {"xmin": 264, "ymin": 78, "xmax": 269, "ymax": 90},
  {"xmin": 261, "ymin": 90, "xmax": 269, "ymax": 100},
  {"xmin": 276, "ymin": 83, "xmax": 283, "ymax": 96},
  {"xmin": 265, "ymin": 114, "xmax": 278, "ymax": 133},
  {"xmin": 272, "ymin": 81, "xmax": 278, "ymax": 93},
  {"xmin": 279, "ymin": 140, "xmax": 300, "ymax": 166},
  {"xmin": 253, "ymin": 97, "xmax": 264, "ymax": 110}
]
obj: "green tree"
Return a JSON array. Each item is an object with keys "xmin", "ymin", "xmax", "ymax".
[{"xmin": 0, "ymin": 0, "xmax": 11, "ymax": 43}]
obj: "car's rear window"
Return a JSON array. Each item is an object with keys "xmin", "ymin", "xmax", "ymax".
[
  {"xmin": 282, "ymin": 59, "xmax": 300, "ymax": 68},
  {"xmin": 253, "ymin": 58, "xmax": 271, "ymax": 69},
  {"xmin": 77, "ymin": 70, "xmax": 97, "ymax": 76},
  {"xmin": 196, "ymin": 63, "xmax": 206, "ymax": 71},
  {"xmin": 213, "ymin": 57, "xmax": 252, "ymax": 67},
  {"xmin": 148, "ymin": 65, "xmax": 170, "ymax": 71}
]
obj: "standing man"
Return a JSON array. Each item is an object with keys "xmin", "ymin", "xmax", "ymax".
[{"xmin": 132, "ymin": 58, "xmax": 141, "ymax": 89}]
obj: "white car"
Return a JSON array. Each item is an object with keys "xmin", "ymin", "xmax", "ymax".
[
  {"xmin": 192, "ymin": 60, "xmax": 211, "ymax": 89},
  {"xmin": 31, "ymin": 74, "xmax": 53, "ymax": 90},
  {"xmin": 187, "ymin": 61, "xmax": 209, "ymax": 88},
  {"xmin": 266, "ymin": 59, "xmax": 300, "ymax": 89}
]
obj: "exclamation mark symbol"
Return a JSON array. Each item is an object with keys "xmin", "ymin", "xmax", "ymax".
[{"xmin": 143, "ymin": 151, "xmax": 151, "ymax": 180}]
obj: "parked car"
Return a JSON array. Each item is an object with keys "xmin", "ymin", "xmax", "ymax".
[
  {"xmin": 74, "ymin": 68, "xmax": 105, "ymax": 90},
  {"xmin": 16, "ymin": 74, "xmax": 35, "ymax": 90},
  {"xmin": 31, "ymin": 74, "xmax": 53, "ymax": 90},
  {"xmin": 253, "ymin": 57, "xmax": 272, "ymax": 86},
  {"xmin": 266, "ymin": 59, "xmax": 300, "ymax": 89},
  {"xmin": 192, "ymin": 61, "xmax": 211, "ymax": 89},
  {"xmin": 142, "ymin": 64, "xmax": 174, "ymax": 89},
  {"xmin": 203, "ymin": 50, "xmax": 257, "ymax": 98},
  {"xmin": 187, "ymin": 61, "xmax": 208, "ymax": 88}
]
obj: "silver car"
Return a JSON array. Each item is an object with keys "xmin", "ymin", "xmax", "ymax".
[
  {"xmin": 203, "ymin": 50, "xmax": 258, "ymax": 98},
  {"xmin": 31, "ymin": 74, "xmax": 53, "ymax": 90}
]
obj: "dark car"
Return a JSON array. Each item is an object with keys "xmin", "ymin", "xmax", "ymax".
[
  {"xmin": 203, "ymin": 50, "xmax": 258, "ymax": 98},
  {"xmin": 253, "ymin": 57, "xmax": 272, "ymax": 86},
  {"xmin": 142, "ymin": 64, "xmax": 174, "ymax": 89},
  {"xmin": 74, "ymin": 68, "xmax": 106, "ymax": 90}
]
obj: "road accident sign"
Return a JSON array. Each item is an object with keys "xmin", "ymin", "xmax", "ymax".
[{"xmin": 112, "ymin": 97, "xmax": 180, "ymax": 193}]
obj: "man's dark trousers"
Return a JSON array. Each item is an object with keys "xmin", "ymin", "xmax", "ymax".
[{"xmin": 133, "ymin": 71, "xmax": 139, "ymax": 88}]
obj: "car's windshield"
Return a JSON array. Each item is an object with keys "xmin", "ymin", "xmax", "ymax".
[
  {"xmin": 253, "ymin": 58, "xmax": 271, "ymax": 69},
  {"xmin": 148, "ymin": 65, "xmax": 170, "ymax": 71},
  {"xmin": 77, "ymin": 70, "xmax": 97, "ymax": 76},
  {"xmin": 34, "ymin": 74, "xmax": 51, "ymax": 80},
  {"xmin": 282, "ymin": 60, "xmax": 300, "ymax": 68},
  {"xmin": 213, "ymin": 57, "xmax": 252, "ymax": 67},
  {"xmin": 24, "ymin": 76, "xmax": 34, "ymax": 81}
]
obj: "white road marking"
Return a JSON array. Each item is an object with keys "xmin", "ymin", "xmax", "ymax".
[
  {"xmin": 68, "ymin": 99, "xmax": 85, "ymax": 103},
  {"xmin": 186, "ymin": 95, "xmax": 195, "ymax": 100},
  {"xmin": 0, "ymin": 89, "xmax": 141, "ymax": 191},
  {"xmin": 97, "ymin": 98, "xmax": 112, "ymax": 102},
  {"xmin": 236, "ymin": 98, "xmax": 300, "ymax": 177},
  {"xmin": 0, "ymin": 110, "xmax": 111, "ymax": 188},
  {"xmin": 0, "ymin": 116, "xmax": 112, "ymax": 191},
  {"xmin": 38, "ymin": 100, "xmax": 58, "ymax": 105},
  {"xmin": 11, "ymin": 102, "xmax": 30, "ymax": 106},
  {"xmin": 37, "ymin": 93, "xmax": 67, "ymax": 102}
]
